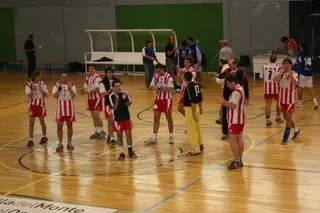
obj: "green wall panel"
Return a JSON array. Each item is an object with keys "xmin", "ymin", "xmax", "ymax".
[
  {"xmin": 0, "ymin": 8, "xmax": 16, "ymax": 60},
  {"xmin": 115, "ymin": 3, "xmax": 223, "ymax": 71}
]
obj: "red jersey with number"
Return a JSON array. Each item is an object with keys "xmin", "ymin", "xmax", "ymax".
[
  {"xmin": 260, "ymin": 63, "xmax": 281, "ymax": 95},
  {"xmin": 278, "ymin": 71, "xmax": 298, "ymax": 104}
]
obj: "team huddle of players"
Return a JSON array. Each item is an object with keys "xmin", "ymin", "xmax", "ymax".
[{"xmin": 24, "ymin": 42, "xmax": 315, "ymax": 169}]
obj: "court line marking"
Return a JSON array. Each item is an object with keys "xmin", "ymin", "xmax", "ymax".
[
  {"xmin": 143, "ymin": 114, "xmax": 308, "ymax": 213},
  {"xmin": 3, "ymin": 134, "xmax": 147, "ymax": 196},
  {"xmin": 2, "ymin": 106, "xmax": 213, "ymax": 196}
]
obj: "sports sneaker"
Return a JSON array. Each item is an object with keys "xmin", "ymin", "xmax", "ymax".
[
  {"xmin": 184, "ymin": 130, "xmax": 187, "ymax": 134},
  {"xmin": 275, "ymin": 117, "xmax": 284, "ymax": 123},
  {"xmin": 145, "ymin": 137, "xmax": 158, "ymax": 144},
  {"xmin": 281, "ymin": 138, "xmax": 288, "ymax": 145},
  {"xmin": 221, "ymin": 134, "xmax": 228, "ymax": 140},
  {"xmin": 67, "ymin": 143, "xmax": 74, "ymax": 151},
  {"xmin": 215, "ymin": 120, "xmax": 222, "ymax": 125},
  {"xmin": 291, "ymin": 129, "xmax": 300, "ymax": 140},
  {"xmin": 187, "ymin": 151, "xmax": 201, "ymax": 156},
  {"xmin": 228, "ymin": 161, "xmax": 241, "ymax": 169},
  {"xmin": 110, "ymin": 138, "xmax": 117, "ymax": 148},
  {"xmin": 266, "ymin": 120, "xmax": 272, "ymax": 127},
  {"xmin": 56, "ymin": 144, "xmax": 64, "ymax": 152},
  {"xmin": 39, "ymin": 137, "xmax": 48, "ymax": 146},
  {"xmin": 169, "ymin": 136, "xmax": 174, "ymax": 144},
  {"xmin": 128, "ymin": 151, "xmax": 137, "ymax": 159},
  {"xmin": 314, "ymin": 105, "xmax": 318, "ymax": 110},
  {"xmin": 89, "ymin": 132, "xmax": 99, "ymax": 139},
  {"xmin": 118, "ymin": 152, "xmax": 125, "ymax": 161},
  {"xmin": 101, "ymin": 131, "xmax": 106, "ymax": 136},
  {"xmin": 200, "ymin": 144, "xmax": 204, "ymax": 152},
  {"xmin": 296, "ymin": 103, "xmax": 303, "ymax": 108},
  {"xmin": 27, "ymin": 140, "xmax": 34, "ymax": 148}
]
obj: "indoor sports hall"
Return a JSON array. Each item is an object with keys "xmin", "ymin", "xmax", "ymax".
[{"xmin": 0, "ymin": 0, "xmax": 320, "ymax": 213}]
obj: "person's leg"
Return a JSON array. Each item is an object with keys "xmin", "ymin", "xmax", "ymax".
[
  {"xmin": 275, "ymin": 99, "xmax": 283, "ymax": 122},
  {"xmin": 27, "ymin": 55, "xmax": 33, "ymax": 80},
  {"xmin": 286, "ymin": 111, "xmax": 300, "ymax": 139},
  {"xmin": 117, "ymin": 130, "xmax": 125, "ymax": 160},
  {"xmin": 56, "ymin": 122, "xmax": 64, "ymax": 151},
  {"xmin": 146, "ymin": 110, "xmax": 161, "ymax": 144},
  {"xmin": 195, "ymin": 106, "xmax": 203, "ymax": 149},
  {"xmin": 125, "ymin": 128, "xmax": 137, "ymax": 158},
  {"xmin": 307, "ymin": 85, "xmax": 318, "ymax": 109},
  {"xmin": 166, "ymin": 58, "xmax": 178, "ymax": 89},
  {"xmin": 297, "ymin": 75, "xmax": 304, "ymax": 107},
  {"xmin": 265, "ymin": 98, "xmax": 272, "ymax": 126},
  {"xmin": 39, "ymin": 115, "xmax": 48, "ymax": 145},
  {"xmin": 178, "ymin": 102, "xmax": 185, "ymax": 116},
  {"xmin": 66, "ymin": 122, "xmax": 73, "ymax": 145},
  {"xmin": 238, "ymin": 132, "xmax": 244, "ymax": 163},
  {"xmin": 90, "ymin": 111, "xmax": 104, "ymax": 139},
  {"xmin": 215, "ymin": 106, "xmax": 222, "ymax": 124},
  {"xmin": 228, "ymin": 133, "xmax": 240, "ymax": 161},
  {"xmin": 165, "ymin": 111, "xmax": 174, "ymax": 143},
  {"xmin": 281, "ymin": 111, "xmax": 291, "ymax": 144},
  {"xmin": 143, "ymin": 62, "xmax": 149, "ymax": 88},
  {"xmin": 185, "ymin": 107, "xmax": 200, "ymax": 154},
  {"xmin": 221, "ymin": 106, "xmax": 228, "ymax": 139},
  {"xmin": 28, "ymin": 117, "xmax": 35, "ymax": 147},
  {"xmin": 148, "ymin": 62, "xmax": 155, "ymax": 87}
]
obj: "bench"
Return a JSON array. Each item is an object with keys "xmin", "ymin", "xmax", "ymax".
[
  {"xmin": 40, "ymin": 62, "xmax": 69, "ymax": 75},
  {"xmin": 84, "ymin": 51, "xmax": 166, "ymax": 73}
]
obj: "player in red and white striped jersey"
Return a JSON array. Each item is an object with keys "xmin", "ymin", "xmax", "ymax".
[
  {"xmin": 84, "ymin": 64, "xmax": 105, "ymax": 139},
  {"xmin": 259, "ymin": 54, "xmax": 283, "ymax": 126},
  {"xmin": 52, "ymin": 71, "xmax": 77, "ymax": 152},
  {"xmin": 145, "ymin": 63, "xmax": 174, "ymax": 144},
  {"xmin": 217, "ymin": 75, "xmax": 245, "ymax": 169},
  {"xmin": 25, "ymin": 71, "xmax": 48, "ymax": 148},
  {"xmin": 177, "ymin": 57, "xmax": 197, "ymax": 117},
  {"xmin": 274, "ymin": 58, "xmax": 300, "ymax": 144}
]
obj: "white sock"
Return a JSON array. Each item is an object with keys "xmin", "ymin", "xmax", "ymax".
[
  {"xmin": 153, "ymin": 134, "xmax": 158, "ymax": 139},
  {"xmin": 110, "ymin": 136, "xmax": 114, "ymax": 140},
  {"xmin": 96, "ymin": 127, "xmax": 101, "ymax": 134},
  {"xmin": 295, "ymin": 127, "xmax": 299, "ymax": 132},
  {"xmin": 43, "ymin": 135, "xmax": 46, "ymax": 138},
  {"xmin": 169, "ymin": 133, "xmax": 174, "ymax": 137},
  {"xmin": 298, "ymin": 100, "xmax": 302, "ymax": 105},
  {"xmin": 58, "ymin": 141, "xmax": 63, "ymax": 145},
  {"xmin": 29, "ymin": 138, "xmax": 33, "ymax": 141},
  {"xmin": 313, "ymin": 98, "xmax": 318, "ymax": 106}
]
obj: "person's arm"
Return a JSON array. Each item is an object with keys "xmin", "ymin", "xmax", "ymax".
[
  {"xmin": 69, "ymin": 83, "xmax": 77, "ymax": 98},
  {"xmin": 290, "ymin": 71, "xmax": 298, "ymax": 85},
  {"xmin": 123, "ymin": 92, "xmax": 132, "ymax": 107},
  {"xmin": 217, "ymin": 71, "xmax": 227, "ymax": 79},
  {"xmin": 259, "ymin": 66, "xmax": 264, "ymax": 79},
  {"xmin": 99, "ymin": 81, "xmax": 110, "ymax": 97},
  {"xmin": 166, "ymin": 46, "xmax": 177, "ymax": 56},
  {"xmin": 274, "ymin": 68, "xmax": 284, "ymax": 82},
  {"xmin": 149, "ymin": 75, "xmax": 158, "ymax": 90},
  {"xmin": 196, "ymin": 46, "xmax": 202, "ymax": 64},
  {"xmin": 89, "ymin": 77, "xmax": 102, "ymax": 93},
  {"xmin": 217, "ymin": 90, "xmax": 240, "ymax": 109},
  {"xmin": 52, "ymin": 84, "xmax": 60, "ymax": 98},
  {"xmin": 163, "ymin": 76, "xmax": 174, "ymax": 92},
  {"xmin": 41, "ymin": 83, "xmax": 48, "ymax": 98},
  {"xmin": 25, "ymin": 84, "xmax": 33, "ymax": 98},
  {"xmin": 153, "ymin": 51, "xmax": 159, "ymax": 63},
  {"xmin": 243, "ymin": 73, "xmax": 249, "ymax": 100}
]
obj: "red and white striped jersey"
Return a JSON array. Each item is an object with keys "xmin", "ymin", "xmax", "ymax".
[
  {"xmin": 25, "ymin": 81, "xmax": 48, "ymax": 107},
  {"xmin": 278, "ymin": 71, "xmax": 298, "ymax": 104},
  {"xmin": 84, "ymin": 73, "xmax": 102, "ymax": 100},
  {"xmin": 150, "ymin": 72, "xmax": 174, "ymax": 100},
  {"xmin": 180, "ymin": 67, "xmax": 197, "ymax": 98},
  {"xmin": 52, "ymin": 83, "xmax": 77, "ymax": 119},
  {"xmin": 228, "ymin": 84, "xmax": 245, "ymax": 125},
  {"xmin": 259, "ymin": 63, "xmax": 281, "ymax": 95}
]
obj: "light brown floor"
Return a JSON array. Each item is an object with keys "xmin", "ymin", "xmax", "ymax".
[{"xmin": 0, "ymin": 71, "xmax": 319, "ymax": 213}]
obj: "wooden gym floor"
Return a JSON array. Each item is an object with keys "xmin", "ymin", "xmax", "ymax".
[{"xmin": 0, "ymin": 71, "xmax": 319, "ymax": 213}]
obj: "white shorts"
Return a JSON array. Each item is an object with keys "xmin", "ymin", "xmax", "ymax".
[{"xmin": 298, "ymin": 75, "xmax": 313, "ymax": 88}]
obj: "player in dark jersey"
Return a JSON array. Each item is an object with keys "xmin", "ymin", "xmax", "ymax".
[
  {"xmin": 109, "ymin": 79, "xmax": 137, "ymax": 160},
  {"xmin": 174, "ymin": 39, "xmax": 192, "ymax": 72},
  {"xmin": 100, "ymin": 68, "xmax": 119, "ymax": 148},
  {"xmin": 296, "ymin": 42, "xmax": 318, "ymax": 109}
]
